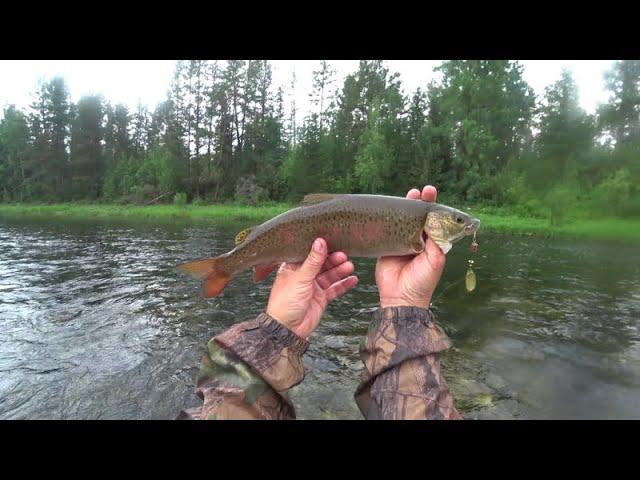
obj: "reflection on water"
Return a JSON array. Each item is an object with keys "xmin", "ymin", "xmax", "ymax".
[{"xmin": 0, "ymin": 217, "xmax": 639, "ymax": 419}]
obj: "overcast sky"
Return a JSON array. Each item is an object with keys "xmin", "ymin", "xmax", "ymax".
[{"xmin": 0, "ymin": 60, "xmax": 616, "ymax": 121}]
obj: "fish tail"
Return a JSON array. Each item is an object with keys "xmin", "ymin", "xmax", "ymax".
[{"xmin": 177, "ymin": 255, "xmax": 233, "ymax": 298}]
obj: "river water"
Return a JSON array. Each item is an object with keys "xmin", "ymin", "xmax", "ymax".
[{"xmin": 0, "ymin": 217, "xmax": 639, "ymax": 419}]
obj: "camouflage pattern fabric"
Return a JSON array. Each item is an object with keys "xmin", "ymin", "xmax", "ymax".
[
  {"xmin": 180, "ymin": 307, "xmax": 461, "ymax": 420},
  {"xmin": 179, "ymin": 313, "xmax": 308, "ymax": 420},
  {"xmin": 355, "ymin": 307, "xmax": 462, "ymax": 420}
]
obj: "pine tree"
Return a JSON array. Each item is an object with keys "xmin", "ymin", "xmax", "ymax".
[
  {"xmin": 331, "ymin": 61, "xmax": 405, "ymax": 192},
  {"xmin": 46, "ymin": 78, "xmax": 73, "ymax": 200},
  {"xmin": 131, "ymin": 102, "xmax": 150, "ymax": 159},
  {"xmin": 427, "ymin": 60, "xmax": 535, "ymax": 201},
  {"xmin": 224, "ymin": 60, "xmax": 247, "ymax": 153},
  {"xmin": 27, "ymin": 77, "xmax": 72, "ymax": 200},
  {"xmin": 0, "ymin": 106, "xmax": 30, "ymax": 201},
  {"xmin": 310, "ymin": 61, "xmax": 336, "ymax": 131},
  {"xmin": 288, "ymin": 70, "xmax": 297, "ymax": 147},
  {"xmin": 535, "ymin": 69, "xmax": 594, "ymax": 183},
  {"xmin": 70, "ymin": 95, "xmax": 104, "ymax": 199},
  {"xmin": 598, "ymin": 60, "xmax": 640, "ymax": 147}
]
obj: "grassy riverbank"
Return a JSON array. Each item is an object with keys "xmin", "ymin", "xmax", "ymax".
[
  {"xmin": 0, "ymin": 202, "xmax": 639, "ymax": 244},
  {"xmin": 0, "ymin": 202, "xmax": 291, "ymax": 223}
]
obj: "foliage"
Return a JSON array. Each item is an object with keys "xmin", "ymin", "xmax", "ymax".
[
  {"xmin": 234, "ymin": 174, "xmax": 266, "ymax": 205},
  {"xmin": 173, "ymin": 192, "xmax": 187, "ymax": 205},
  {"xmin": 0, "ymin": 60, "xmax": 638, "ymax": 225}
]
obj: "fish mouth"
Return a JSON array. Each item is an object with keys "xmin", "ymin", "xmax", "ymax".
[{"xmin": 465, "ymin": 218, "xmax": 481, "ymax": 235}]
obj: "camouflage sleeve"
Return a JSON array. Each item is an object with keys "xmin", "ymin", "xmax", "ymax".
[
  {"xmin": 178, "ymin": 313, "xmax": 308, "ymax": 420},
  {"xmin": 354, "ymin": 306, "xmax": 462, "ymax": 420}
]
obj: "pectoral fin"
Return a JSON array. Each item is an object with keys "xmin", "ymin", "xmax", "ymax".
[
  {"xmin": 252, "ymin": 262, "xmax": 279, "ymax": 282},
  {"xmin": 433, "ymin": 239, "xmax": 452, "ymax": 255},
  {"xmin": 409, "ymin": 229, "xmax": 426, "ymax": 253}
]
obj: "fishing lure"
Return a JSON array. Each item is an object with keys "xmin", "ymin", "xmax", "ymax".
[
  {"xmin": 470, "ymin": 231, "xmax": 478, "ymax": 253},
  {"xmin": 465, "ymin": 232, "xmax": 478, "ymax": 293}
]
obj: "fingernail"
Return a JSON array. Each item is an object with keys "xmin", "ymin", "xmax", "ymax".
[{"xmin": 313, "ymin": 238, "xmax": 324, "ymax": 253}]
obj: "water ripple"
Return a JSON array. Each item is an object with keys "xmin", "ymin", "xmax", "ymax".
[{"xmin": 0, "ymin": 218, "xmax": 639, "ymax": 419}]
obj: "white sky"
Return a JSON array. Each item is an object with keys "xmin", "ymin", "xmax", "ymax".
[{"xmin": 0, "ymin": 60, "xmax": 616, "ymax": 121}]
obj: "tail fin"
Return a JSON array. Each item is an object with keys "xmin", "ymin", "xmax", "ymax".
[{"xmin": 177, "ymin": 256, "xmax": 233, "ymax": 298}]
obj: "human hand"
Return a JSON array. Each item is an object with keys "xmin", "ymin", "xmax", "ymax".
[
  {"xmin": 375, "ymin": 185, "xmax": 446, "ymax": 310},
  {"xmin": 266, "ymin": 238, "xmax": 359, "ymax": 339}
]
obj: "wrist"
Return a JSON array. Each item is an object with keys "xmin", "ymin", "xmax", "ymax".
[
  {"xmin": 266, "ymin": 306, "xmax": 288, "ymax": 328},
  {"xmin": 366, "ymin": 307, "xmax": 452, "ymax": 356},
  {"xmin": 380, "ymin": 297, "xmax": 431, "ymax": 310},
  {"xmin": 265, "ymin": 307, "xmax": 306, "ymax": 339}
]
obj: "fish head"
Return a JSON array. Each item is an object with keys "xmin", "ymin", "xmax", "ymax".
[{"xmin": 424, "ymin": 205, "xmax": 481, "ymax": 254}]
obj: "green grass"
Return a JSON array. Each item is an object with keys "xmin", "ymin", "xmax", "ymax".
[
  {"xmin": 0, "ymin": 202, "xmax": 290, "ymax": 223},
  {"xmin": 0, "ymin": 202, "xmax": 639, "ymax": 244},
  {"xmin": 476, "ymin": 211, "xmax": 640, "ymax": 244}
]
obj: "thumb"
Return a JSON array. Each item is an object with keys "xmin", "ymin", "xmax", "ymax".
[
  {"xmin": 297, "ymin": 238, "xmax": 327, "ymax": 282},
  {"xmin": 424, "ymin": 237, "xmax": 446, "ymax": 272}
]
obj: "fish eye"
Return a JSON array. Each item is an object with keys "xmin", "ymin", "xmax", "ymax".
[{"xmin": 455, "ymin": 216, "xmax": 463, "ymax": 224}]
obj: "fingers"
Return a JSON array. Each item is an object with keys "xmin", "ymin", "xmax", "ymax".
[
  {"xmin": 274, "ymin": 249, "xmax": 347, "ymax": 281},
  {"xmin": 407, "ymin": 188, "xmax": 421, "ymax": 200},
  {"xmin": 421, "ymin": 185, "xmax": 437, "ymax": 202},
  {"xmin": 321, "ymin": 251, "xmax": 347, "ymax": 274},
  {"xmin": 408, "ymin": 186, "xmax": 437, "ymax": 202},
  {"xmin": 424, "ymin": 237, "xmax": 446, "ymax": 271},
  {"xmin": 324, "ymin": 275, "xmax": 359, "ymax": 303},
  {"xmin": 297, "ymin": 238, "xmax": 328, "ymax": 282},
  {"xmin": 316, "ymin": 259, "xmax": 354, "ymax": 289}
]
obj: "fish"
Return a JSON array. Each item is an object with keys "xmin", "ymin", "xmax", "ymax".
[{"xmin": 178, "ymin": 193, "xmax": 481, "ymax": 298}]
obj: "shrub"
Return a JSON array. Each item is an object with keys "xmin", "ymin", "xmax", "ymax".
[
  {"xmin": 545, "ymin": 185, "xmax": 578, "ymax": 226},
  {"xmin": 173, "ymin": 192, "xmax": 187, "ymax": 206},
  {"xmin": 234, "ymin": 175, "xmax": 266, "ymax": 206},
  {"xmin": 590, "ymin": 168, "xmax": 637, "ymax": 217}
]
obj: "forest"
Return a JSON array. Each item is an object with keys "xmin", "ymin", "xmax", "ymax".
[{"xmin": 0, "ymin": 60, "xmax": 638, "ymax": 225}]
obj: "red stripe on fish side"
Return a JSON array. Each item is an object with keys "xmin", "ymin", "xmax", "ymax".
[
  {"xmin": 282, "ymin": 229, "xmax": 295, "ymax": 245},
  {"xmin": 364, "ymin": 220, "xmax": 385, "ymax": 241},
  {"xmin": 316, "ymin": 225, "xmax": 342, "ymax": 245},
  {"xmin": 352, "ymin": 223, "xmax": 364, "ymax": 244}
]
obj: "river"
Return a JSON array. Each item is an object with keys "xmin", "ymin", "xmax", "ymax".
[{"xmin": 0, "ymin": 217, "xmax": 639, "ymax": 419}]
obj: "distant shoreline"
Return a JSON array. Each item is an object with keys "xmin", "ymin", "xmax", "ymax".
[{"xmin": 0, "ymin": 203, "xmax": 638, "ymax": 244}]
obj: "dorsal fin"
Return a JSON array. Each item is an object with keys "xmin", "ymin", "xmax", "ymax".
[
  {"xmin": 300, "ymin": 193, "xmax": 344, "ymax": 206},
  {"xmin": 234, "ymin": 227, "xmax": 255, "ymax": 245}
]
